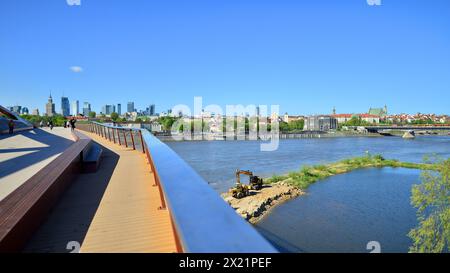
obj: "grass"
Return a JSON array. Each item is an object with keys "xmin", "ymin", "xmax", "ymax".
[{"xmin": 265, "ymin": 153, "xmax": 438, "ymax": 190}]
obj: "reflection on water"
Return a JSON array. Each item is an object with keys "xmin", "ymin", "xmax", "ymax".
[{"xmin": 166, "ymin": 136, "xmax": 450, "ymax": 253}]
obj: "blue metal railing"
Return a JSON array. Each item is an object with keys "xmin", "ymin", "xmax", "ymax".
[{"xmin": 88, "ymin": 122, "xmax": 277, "ymax": 253}]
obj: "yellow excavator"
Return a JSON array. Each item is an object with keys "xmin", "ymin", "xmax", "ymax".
[{"xmin": 229, "ymin": 170, "xmax": 264, "ymax": 199}]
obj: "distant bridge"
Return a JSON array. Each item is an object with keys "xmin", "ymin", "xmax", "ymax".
[{"xmin": 364, "ymin": 126, "xmax": 450, "ymax": 133}]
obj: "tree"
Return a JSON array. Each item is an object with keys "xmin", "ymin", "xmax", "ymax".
[
  {"xmin": 279, "ymin": 121, "xmax": 289, "ymax": 132},
  {"xmin": 341, "ymin": 116, "xmax": 370, "ymax": 127},
  {"xmin": 110, "ymin": 112, "xmax": 119, "ymax": 121},
  {"xmin": 289, "ymin": 119, "xmax": 304, "ymax": 131},
  {"xmin": 88, "ymin": 111, "xmax": 96, "ymax": 118},
  {"xmin": 409, "ymin": 158, "xmax": 450, "ymax": 253},
  {"xmin": 158, "ymin": 116, "xmax": 178, "ymax": 131}
]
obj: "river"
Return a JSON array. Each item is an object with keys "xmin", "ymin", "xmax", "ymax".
[{"xmin": 166, "ymin": 136, "xmax": 450, "ymax": 252}]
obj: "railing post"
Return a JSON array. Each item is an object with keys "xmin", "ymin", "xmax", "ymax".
[
  {"xmin": 139, "ymin": 130, "xmax": 145, "ymax": 153},
  {"xmin": 117, "ymin": 129, "xmax": 122, "ymax": 145},
  {"xmin": 123, "ymin": 130, "xmax": 128, "ymax": 148},
  {"xmin": 107, "ymin": 127, "xmax": 111, "ymax": 141},
  {"xmin": 130, "ymin": 129, "xmax": 136, "ymax": 150},
  {"xmin": 112, "ymin": 127, "xmax": 116, "ymax": 143}
]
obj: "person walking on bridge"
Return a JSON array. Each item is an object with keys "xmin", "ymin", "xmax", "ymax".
[
  {"xmin": 8, "ymin": 119, "xmax": 14, "ymax": 134},
  {"xmin": 70, "ymin": 118, "xmax": 76, "ymax": 131},
  {"xmin": 48, "ymin": 120, "xmax": 54, "ymax": 130}
]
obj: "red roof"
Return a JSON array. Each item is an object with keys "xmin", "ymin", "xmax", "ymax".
[
  {"xmin": 332, "ymin": 114, "xmax": 379, "ymax": 118},
  {"xmin": 332, "ymin": 114, "xmax": 353, "ymax": 118},
  {"xmin": 359, "ymin": 114, "xmax": 380, "ymax": 118}
]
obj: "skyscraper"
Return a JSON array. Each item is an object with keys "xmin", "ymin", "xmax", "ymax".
[
  {"xmin": 61, "ymin": 96, "xmax": 70, "ymax": 116},
  {"xmin": 71, "ymin": 100, "xmax": 79, "ymax": 116},
  {"xmin": 83, "ymin": 102, "xmax": 91, "ymax": 116},
  {"xmin": 127, "ymin": 102, "xmax": 134, "ymax": 113},
  {"xmin": 117, "ymin": 104, "xmax": 121, "ymax": 115},
  {"xmin": 46, "ymin": 94, "xmax": 56, "ymax": 117},
  {"xmin": 12, "ymin": 105, "xmax": 22, "ymax": 114},
  {"xmin": 150, "ymin": 104, "xmax": 155, "ymax": 116},
  {"xmin": 102, "ymin": 105, "xmax": 114, "ymax": 115}
]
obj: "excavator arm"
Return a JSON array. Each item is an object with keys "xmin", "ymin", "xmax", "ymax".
[{"xmin": 235, "ymin": 170, "xmax": 253, "ymax": 184}]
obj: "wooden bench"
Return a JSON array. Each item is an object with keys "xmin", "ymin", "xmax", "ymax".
[
  {"xmin": 0, "ymin": 130, "xmax": 92, "ymax": 252},
  {"xmin": 82, "ymin": 142, "xmax": 103, "ymax": 173}
]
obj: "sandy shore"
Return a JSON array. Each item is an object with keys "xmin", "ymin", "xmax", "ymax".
[{"xmin": 221, "ymin": 182, "xmax": 303, "ymax": 224}]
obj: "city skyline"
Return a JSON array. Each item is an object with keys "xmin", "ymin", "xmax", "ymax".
[
  {"xmin": 1, "ymin": 1, "xmax": 450, "ymax": 115},
  {"xmin": 4, "ymin": 93, "xmax": 450, "ymax": 118}
]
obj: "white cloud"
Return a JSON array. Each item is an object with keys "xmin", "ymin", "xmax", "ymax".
[{"xmin": 69, "ymin": 66, "xmax": 83, "ymax": 73}]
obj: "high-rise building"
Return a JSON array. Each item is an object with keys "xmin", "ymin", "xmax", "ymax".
[
  {"xmin": 117, "ymin": 104, "xmax": 121, "ymax": 115},
  {"xmin": 71, "ymin": 100, "xmax": 79, "ymax": 116},
  {"xmin": 21, "ymin": 107, "xmax": 29, "ymax": 115},
  {"xmin": 102, "ymin": 104, "xmax": 114, "ymax": 115},
  {"xmin": 83, "ymin": 102, "xmax": 91, "ymax": 116},
  {"xmin": 32, "ymin": 109, "xmax": 40, "ymax": 116},
  {"xmin": 150, "ymin": 104, "xmax": 155, "ymax": 116},
  {"xmin": 61, "ymin": 96, "xmax": 70, "ymax": 116},
  {"xmin": 46, "ymin": 94, "xmax": 56, "ymax": 117},
  {"xmin": 12, "ymin": 105, "xmax": 22, "ymax": 114},
  {"xmin": 127, "ymin": 102, "xmax": 134, "ymax": 113}
]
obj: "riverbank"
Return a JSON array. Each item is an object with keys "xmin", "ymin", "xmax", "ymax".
[{"xmin": 222, "ymin": 153, "xmax": 438, "ymax": 223}]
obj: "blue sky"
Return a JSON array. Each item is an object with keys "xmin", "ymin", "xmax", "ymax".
[{"xmin": 1, "ymin": 0, "xmax": 449, "ymax": 115}]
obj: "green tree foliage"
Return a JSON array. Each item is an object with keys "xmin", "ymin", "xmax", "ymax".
[
  {"xmin": 110, "ymin": 112, "xmax": 119, "ymax": 121},
  {"xmin": 279, "ymin": 119, "xmax": 305, "ymax": 132},
  {"xmin": 20, "ymin": 114, "xmax": 41, "ymax": 124},
  {"xmin": 21, "ymin": 114, "xmax": 67, "ymax": 127},
  {"xmin": 158, "ymin": 116, "xmax": 178, "ymax": 131},
  {"xmin": 341, "ymin": 116, "xmax": 370, "ymax": 127},
  {"xmin": 288, "ymin": 119, "xmax": 304, "ymax": 131},
  {"xmin": 410, "ymin": 119, "xmax": 435, "ymax": 125},
  {"xmin": 409, "ymin": 158, "xmax": 450, "ymax": 253},
  {"xmin": 88, "ymin": 111, "xmax": 96, "ymax": 118}
]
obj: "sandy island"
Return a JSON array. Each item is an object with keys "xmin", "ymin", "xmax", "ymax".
[
  {"xmin": 221, "ymin": 182, "xmax": 303, "ymax": 224},
  {"xmin": 221, "ymin": 153, "xmax": 437, "ymax": 224}
]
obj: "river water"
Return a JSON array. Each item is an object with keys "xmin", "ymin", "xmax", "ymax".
[{"xmin": 166, "ymin": 136, "xmax": 450, "ymax": 252}]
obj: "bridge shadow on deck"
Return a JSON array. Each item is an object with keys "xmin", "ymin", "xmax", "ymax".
[
  {"xmin": 23, "ymin": 142, "xmax": 119, "ymax": 253},
  {"xmin": 0, "ymin": 128, "xmax": 74, "ymax": 180}
]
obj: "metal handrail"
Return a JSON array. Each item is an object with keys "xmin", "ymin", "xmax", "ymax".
[{"xmin": 89, "ymin": 121, "xmax": 277, "ymax": 253}]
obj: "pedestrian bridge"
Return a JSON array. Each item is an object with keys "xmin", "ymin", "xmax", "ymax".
[{"xmin": 0, "ymin": 122, "xmax": 276, "ymax": 253}]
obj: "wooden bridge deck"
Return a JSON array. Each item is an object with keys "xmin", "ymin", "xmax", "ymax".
[
  {"xmin": 24, "ymin": 129, "xmax": 179, "ymax": 253},
  {"xmin": 79, "ymin": 131, "xmax": 178, "ymax": 253}
]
